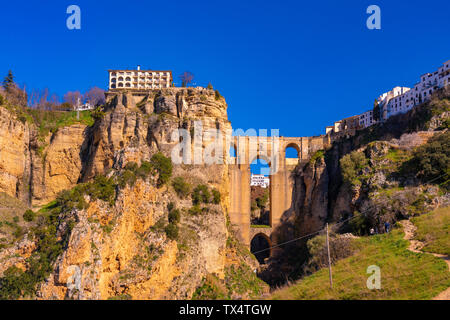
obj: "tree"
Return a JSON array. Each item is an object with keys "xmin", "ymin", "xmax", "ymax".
[
  {"xmin": 150, "ymin": 152, "xmax": 173, "ymax": 187},
  {"xmin": 84, "ymin": 87, "xmax": 105, "ymax": 107},
  {"xmin": 179, "ymin": 72, "xmax": 194, "ymax": 87},
  {"xmin": 2, "ymin": 70, "xmax": 14, "ymax": 91},
  {"xmin": 23, "ymin": 210, "xmax": 36, "ymax": 222},
  {"xmin": 63, "ymin": 91, "xmax": 82, "ymax": 108},
  {"xmin": 373, "ymin": 99, "xmax": 380, "ymax": 122}
]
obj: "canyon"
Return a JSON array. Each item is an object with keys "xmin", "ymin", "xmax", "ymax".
[{"xmin": 0, "ymin": 85, "xmax": 449, "ymax": 299}]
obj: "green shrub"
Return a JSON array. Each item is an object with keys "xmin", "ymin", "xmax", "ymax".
[
  {"xmin": 340, "ymin": 151, "xmax": 368, "ymax": 185},
  {"xmin": 91, "ymin": 106, "xmax": 105, "ymax": 120},
  {"xmin": 172, "ymin": 177, "xmax": 192, "ymax": 198},
  {"xmin": 23, "ymin": 209, "xmax": 36, "ymax": 222},
  {"xmin": 165, "ymin": 223, "xmax": 179, "ymax": 240},
  {"xmin": 0, "ymin": 94, "xmax": 4, "ymax": 105},
  {"xmin": 137, "ymin": 161, "xmax": 152, "ymax": 178},
  {"xmin": 12, "ymin": 216, "xmax": 19, "ymax": 223},
  {"xmin": 86, "ymin": 175, "xmax": 116, "ymax": 205},
  {"xmin": 150, "ymin": 152, "xmax": 173, "ymax": 187},
  {"xmin": 309, "ymin": 150, "xmax": 324, "ymax": 165},
  {"xmin": 192, "ymin": 184, "xmax": 211, "ymax": 205},
  {"xmin": 168, "ymin": 209, "xmax": 181, "ymax": 224},
  {"xmin": 408, "ymin": 132, "xmax": 450, "ymax": 190},
  {"xmin": 124, "ymin": 162, "xmax": 138, "ymax": 172},
  {"xmin": 212, "ymin": 189, "xmax": 221, "ymax": 204},
  {"xmin": 349, "ymin": 211, "xmax": 369, "ymax": 235},
  {"xmin": 255, "ymin": 189, "xmax": 269, "ymax": 209},
  {"xmin": 188, "ymin": 205, "xmax": 203, "ymax": 215},
  {"xmin": 118, "ymin": 169, "xmax": 137, "ymax": 188}
]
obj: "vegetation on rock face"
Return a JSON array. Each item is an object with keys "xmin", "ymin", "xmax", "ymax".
[
  {"xmin": 309, "ymin": 149, "xmax": 325, "ymax": 165},
  {"xmin": 150, "ymin": 152, "xmax": 173, "ymax": 187},
  {"xmin": 172, "ymin": 177, "xmax": 192, "ymax": 198},
  {"xmin": 271, "ymin": 227, "xmax": 450, "ymax": 300},
  {"xmin": 340, "ymin": 150, "xmax": 368, "ymax": 187},
  {"xmin": 192, "ymin": 184, "xmax": 211, "ymax": 205},
  {"xmin": 406, "ymin": 131, "xmax": 450, "ymax": 190},
  {"xmin": 193, "ymin": 264, "xmax": 267, "ymax": 300},
  {"xmin": 211, "ymin": 189, "xmax": 221, "ymax": 205},
  {"xmin": 22, "ymin": 210, "xmax": 36, "ymax": 222}
]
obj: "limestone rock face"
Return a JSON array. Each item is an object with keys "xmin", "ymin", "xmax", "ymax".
[
  {"xmin": 0, "ymin": 87, "xmax": 262, "ymax": 300},
  {"xmin": 0, "ymin": 106, "xmax": 32, "ymax": 203},
  {"xmin": 0, "ymin": 87, "xmax": 231, "ymax": 206},
  {"xmin": 290, "ymin": 157, "xmax": 329, "ymax": 236}
]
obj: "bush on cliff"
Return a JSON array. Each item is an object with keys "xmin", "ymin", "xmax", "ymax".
[
  {"xmin": 340, "ymin": 151, "xmax": 368, "ymax": 186},
  {"xmin": 172, "ymin": 177, "xmax": 192, "ymax": 198},
  {"xmin": 164, "ymin": 223, "xmax": 179, "ymax": 240},
  {"xmin": 407, "ymin": 131, "xmax": 450, "ymax": 190},
  {"xmin": 192, "ymin": 185, "xmax": 211, "ymax": 205},
  {"xmin": 23, "ymin": 209, "xmax": 36, "ymax": 222},
  {"xmin": 150, "ymin": 152, "xmax": 173, "ymax": 187},
  {"xmin": 212, "ymin": 189, "xmax": 221, "ymax": 205}
]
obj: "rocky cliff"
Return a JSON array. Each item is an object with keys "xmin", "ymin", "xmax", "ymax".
[{"xmin": 0, "ymin": 87, "xmax": 267, "ymax": 300}]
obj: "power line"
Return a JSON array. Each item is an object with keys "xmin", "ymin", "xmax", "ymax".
[{"xmin": 252, "ymin": 172, "xmax": 449, "ymax": 255}]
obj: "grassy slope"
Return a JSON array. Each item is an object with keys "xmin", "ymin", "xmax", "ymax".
[
  {"xmin": 412, "ymin": 206, "xmax": 450, "ymax": 256},
  {"xmin": 271, "ymin": 227, "xmax": 450, "ymax": 300}
]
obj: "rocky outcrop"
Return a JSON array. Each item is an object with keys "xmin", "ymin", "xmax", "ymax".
[{"xmin": 0, "ymin": 87, "xmax": 264, "ymax": 300}]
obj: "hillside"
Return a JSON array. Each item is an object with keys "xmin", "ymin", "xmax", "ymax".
[
  {"xmin": 271, "ymin": 208, "xmax": 450, "ymax": 300},
  {"xmin": 260, "ymin": 87, "xmax": 449, "ymax": 287}
]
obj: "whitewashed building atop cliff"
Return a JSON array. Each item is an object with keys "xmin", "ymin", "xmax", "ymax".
[
  {"xmin": 378, "ymin": 60, "xmax": 450, "ymax": 121},
  {"xmin": 108, "ymin": 65, "xmax": 172, "ymax": 90},
  {"xmin": 326, "ymin": 59, "xmax": 450, "ymax": 134}
]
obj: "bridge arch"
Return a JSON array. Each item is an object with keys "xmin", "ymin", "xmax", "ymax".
[
  {"xmin": 284, "ymin": 142, "xmax": 301, "ymax": 159},
  {"xmin": 250, "ymin": 232, "xmax": 272, "ymax": 264}
]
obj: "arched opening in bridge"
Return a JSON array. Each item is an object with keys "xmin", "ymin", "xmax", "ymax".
[
  {"xmin": 250, "ymin": 158, "xmax": 271, "ymax": 227},
  {"xmin": 251, "ymin": 233, "xmax": 271, "ymax": 264},
  {"xmin": 285, "ymin": 143, "xmax": 300, "ymax": 165},
  {"xmin": 228, "ymin": 144, "xmax": 237, "ymax": 163}
]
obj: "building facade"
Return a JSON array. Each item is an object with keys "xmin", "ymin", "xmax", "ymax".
[
  {"xmin": 250, "ymin": 174, "xmax": 270, "ymax": 188},
  {"xmin": 359, "ymin": 109, "xmax": 375, "ymax": 128},
  {"xmin": 108, "ymin": 66, "xmax": 172, "ymax": 90}
]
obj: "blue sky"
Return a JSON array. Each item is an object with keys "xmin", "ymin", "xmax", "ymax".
[{"xmin": 1, "ymin": 0, "xmax": 449, "ymax": 138}]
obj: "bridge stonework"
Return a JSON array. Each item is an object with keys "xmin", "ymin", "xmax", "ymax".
[{"xmin": 228, "ymin": 135, "xmax": 327, "ymax": 250}]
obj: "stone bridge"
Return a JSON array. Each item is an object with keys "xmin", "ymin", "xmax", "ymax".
[{"xmin": 228, "ymin": 135, "xmax": 328, "ymax": 258}]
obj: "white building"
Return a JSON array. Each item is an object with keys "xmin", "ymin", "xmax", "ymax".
[
  {"xmin": 359, "ymin": 109, "xmax": 375, "ymax": 128},
  {"xmin": 326, "ymin": 60, "xmax": 450, "ymax": 135},
  {"xmin": 108, "ymin": 65, "xmax": 172, "ymax": 90},
  {"xmin": 377, "ymin": 60, "xmax": 450, "ymax": 121},
  {"xmin": 250, "ymin": 174, "xmax": 270, "ymax": 188}
]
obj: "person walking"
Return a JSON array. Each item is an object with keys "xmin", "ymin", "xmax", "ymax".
[{"xmin": 384, "ymin": 221, "xmax": 390, "ymax": 233}]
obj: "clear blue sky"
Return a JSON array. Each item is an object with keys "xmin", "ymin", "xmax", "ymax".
[{"xmin": 1, "ymin": 0, "xmax": 449, "ymax": 137}]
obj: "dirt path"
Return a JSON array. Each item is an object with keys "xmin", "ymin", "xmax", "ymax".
[{"xmin": 400, "ymin": 220, "xmax": 450, "ymax": 300}]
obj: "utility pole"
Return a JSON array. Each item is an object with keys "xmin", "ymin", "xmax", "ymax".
[
  {"xmin": 326, "ymin": 223, "xmax": 333, "ymax": 289},
  {"xmin": 76, "ymin": 97, "xmax": 80, "ymax": 120}
]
